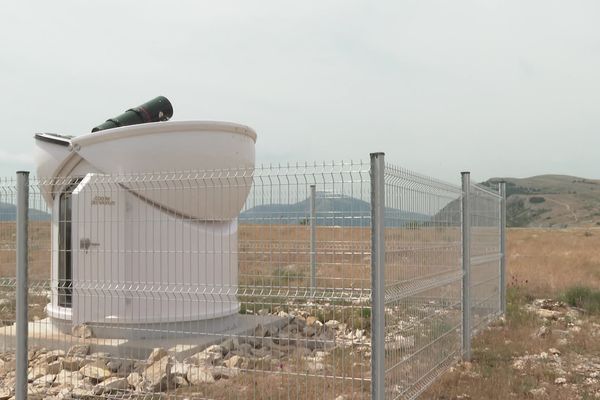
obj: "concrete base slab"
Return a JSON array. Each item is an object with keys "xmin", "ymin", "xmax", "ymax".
[{"xmin": 0, "ymin": 314, "xmax": 286, "ymax": 361}]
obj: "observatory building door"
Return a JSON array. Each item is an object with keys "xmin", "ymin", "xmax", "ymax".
[{"xmin": 58, "ymin": 180, "xmax": 80, "ymax": 308}]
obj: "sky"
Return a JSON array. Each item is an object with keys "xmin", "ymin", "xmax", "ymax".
[{"xmin": 1, "ymin": 1, "xmax": 599, "ymax": 185}]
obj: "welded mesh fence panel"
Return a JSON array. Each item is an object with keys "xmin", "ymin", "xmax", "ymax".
[
  {"xmin": 382, "ymin": 164, "xmax": 463, "ymax": 400},
  {"xmin": 0, "ymin": 162, "xmax": 506, "ymax": 400},
  {"xmin": 469, "ymin": 184, "xmax": 502, "ymax": 336},
  {"xmin": 0, "ymin": 179, "xmax": 52, "ymax": 355},
  {"xmin": 0, "ymin": 163, "xmax": 373, "ymax": 399}
]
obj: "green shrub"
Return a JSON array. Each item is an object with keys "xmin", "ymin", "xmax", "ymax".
[
  {"xmin": 529, "ymin": 196, "xmax": 546, "ymax": 204},
  {"xmin": 561, "ymin": 286, "xmax": 600, "ymax": 314}
]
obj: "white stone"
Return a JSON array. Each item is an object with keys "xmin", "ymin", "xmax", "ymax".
[
  {"xmin": 33, "ymin": 373, "xmax": 56, "ymax": 387},
  {"xmin": 142, "ymin": 355, "xmax": 171, "ymax": 391},
  {"xmin": 80, "ymin": 360, "xmax": 112, "ymax": 382},
  {"xmin": 548, "ymin": 348, "xmax": 561, "ymax": 355},
  {"xmin": 187, "ymin": 366, "xmax": 215, "ymax": 385},
  {"xmin": 225, "ymin": 355, "xmax": 243, "ymax": 369},
  {"xmin": 171, "ymin": 362, "xmax": 189, "ymax": 377},
  {"xmin": 67, "ymin": 345, "xmax": 90, "ymax": 358},
  {"xmin": 147, "ymin": 348, "xmax": 168, "ymax": 364},
  {"xmin": 28, "ymin": 364, "xmax": 48, "ymax": 382},
  {"xmin": 92, "ymin": 377, "xmax": 130, "ymax": 395},
  {"xmin": 127, "ymin": 372, "xmax": 143, "ymax": 388},
  {"xmin": 55, "ymin": 369, "xmax": 82, "ymax": 386},
  {"xmin": 71, "ymin": 324, "xmax": 93, "ymax": 339},
  {"xmin": 325, "ymin": 320, "xmax": 340, "ymax": 329}
]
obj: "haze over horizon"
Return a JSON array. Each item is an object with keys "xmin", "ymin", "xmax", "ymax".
[{"xmin": 1, "ymin": 1, "xmax": 599, "ymax": 185}]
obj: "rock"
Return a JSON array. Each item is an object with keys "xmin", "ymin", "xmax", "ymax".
[
  {"xmin": 512, "ymin": 359, "xmax": 526, "ymax": 370},
  {"xmin": 303, "ymin": 326, "xmax": 317, "ymax": 337},
  {"xmin": 220, "ymin": 338, "xmax": 237, "ymax": 353},
  {"xmin": 306, "ymin": 316, "xmax": 318, "ymax": 326},
  {"xmin": 70, "ymin": 387, "xmax": 94, "ymax": 399},
  {"xmin": 258, "ymin": 308, "xmax": 269, "ymax": 316},
  {"xmin": 106, "ymin": 359, "xmax": 122, "ymax": 373},
  {"xmin": 188, "ymin": 346, "xmax": 223, "ymax": 366},
  {"xmin": 554, "ymin": 377, "xmax": 567, "ymax": 385},
  {"xmin": 80, "ymin": 360, "xmax": 112, "ymax": 382},
  {"xmin": 28, "ymin": 365, "xmax": 47, "ymax": 382},
  {"xmin": 210, "ymin": 366, "xmax": 240, "ymax": 379},
  {"xmin": 67, "ymin": 345, "xmax": 90, "ymax": 358},
  {"xmin": 205, "ymin": 344, "xmax": 225, "ymax": 355},
  {"xmin": 225, "ymin": 355, "xmax": 243, "ymax": 369},
  {"xmin": 187, "ymin": 366, "xmax": 215, "ymax": 385},
  {"xmin": 55, "ymin": 369, "xmax": 82, "ymax": 386},
  {"xmin": 325, "ymin": 320, "xmax": 340, "ymax": 329},
  {"xmin": 40, "ymin": 350, "xmax": 65, "ymax": 364},
  {"xmin": 535, "ymin": 326, "xmax": 550, "ymax": 338},
  {"xmin": 171, "ymin": 362, "xmax": 189, "ymax": 377},
  {"xmin": 46, "ymin": 360, "xmax": 63, "ymax": 375},
  {"xmin": 127, "ymin": 372, "xmax": 143, "ymax": 388},
  {"xmin": 386, "ymin": 335, "xmax": 415, "ymax": 351},
  {"xmin": 147, "ymin": 348, "xmax": 168, "ymax": 364},
  {"xmin": 92, "ymin": 377, "xmax": 129, "ymax": 395},
  {"xmin": 251, "ymin": 347, "xmax": 269, "ymax": 358},
  {"xmin": 32, "ymin": 373, "xmax": 56, "ymax": 387},
  {"xmin": 27, "ymin": 385, "xmax": 47, "ymax": 400},
  {"xmin": 306, "ymin": 361, "xmax": 325, "ymax": 372},
  {"xmin": 119, "ymin": 359, "xmax": 135, "ymax": 374},
  {"xmin": 72, "ymin": 324, "xmax": 93, "ymax": 339},
  {"xmin": 142, "ymin": 355, "xmax": 171, "ymax": 391},
  {"xmin": 536, "ymin": 309, "xmax": 561, "ymax": 320},
  {"xmin": 172, "ymin": 375, "xmax": 189, "ymax": 387},
  {"xmin": 237, "ymin": 343, "xmax": 253, "ymax": 355},
  {"xmin": 62, "ymin": 357, "xmax": 88, "ymax": 371},
  {"xmin": 0, "ymin": 388, "xmax": 11, "ymax": 400},
  {"xmin": 255, "ymin": 324, "xmax": 268, "ymax": 338}
]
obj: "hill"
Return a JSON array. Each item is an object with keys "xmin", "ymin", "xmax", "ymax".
[
  {"xmin": 0, "ymin": 202, "xmax": 50, "ymax": 221},
  {"xmin": 482, "ymin": 175, "xmax": 600, "ymax": 227},
  {"xmin": 240, "ymin": 192, "xmax": 431, "ymax": 227}
]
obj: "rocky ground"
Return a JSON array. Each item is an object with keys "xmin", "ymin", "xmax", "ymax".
[
  {"xmin": 425, "ymin": 295, "xmax": 600, "ymax": 399},
  {"xmin": 0, "ymin": 309, "xmax": 372, "ymax": 400}
]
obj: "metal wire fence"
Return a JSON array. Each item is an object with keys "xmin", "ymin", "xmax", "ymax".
[{"xmin": 0, "ymin": 154, "xmax": 505, "ymax": 400}]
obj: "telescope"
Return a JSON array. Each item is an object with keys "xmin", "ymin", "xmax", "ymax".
[{"xmin": 91, "ymin": 96, "xmax": 173, "ymax": 132}]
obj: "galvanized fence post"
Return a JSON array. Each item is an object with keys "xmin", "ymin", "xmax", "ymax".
[
  {"xmin": 499, "ymin": 182, "xmax": 507, "ymax": 315},
  {"xmin": 310, "ymin": 184, "xmax": 317, "ymax": 296},
  {"xmin": 461, "ymin": 172, "xmax": 471, "ymax": 361},
  {"xmin": 370, "ymin": 152, "xmax": 385, "ymax": 400},
  {"xmin": 16, "ymin": 171, "xmax": 29, "ymax": 400}
]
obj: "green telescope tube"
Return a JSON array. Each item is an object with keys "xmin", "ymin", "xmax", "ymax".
[{"xmin": 92, "ymin": 96, "xmax": 173, "ymax": 133}]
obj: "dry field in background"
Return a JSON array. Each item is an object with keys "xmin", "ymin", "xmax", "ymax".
[
  {"xmin": 507, "ymin": 228, "xmax": 600, "ymax": 295},
  {"xmin": 424, "ymin": 228, "xmax": 600, "ymax": 399}
]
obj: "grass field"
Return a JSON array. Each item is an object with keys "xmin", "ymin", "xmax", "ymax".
[
  {"xmin": 1, "ymin": 222, "xmax": 599, "ymax": 398},
  {"xmin": 423, "ymin": 228, "xmax": 600, "ymax": 399}
]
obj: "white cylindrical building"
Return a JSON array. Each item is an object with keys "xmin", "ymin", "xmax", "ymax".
[{"xmin": 34, "ymin": 121, "xmax": 256, "ymax": 338}]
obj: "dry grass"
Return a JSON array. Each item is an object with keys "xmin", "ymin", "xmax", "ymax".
[
  {"xmin": 423, "ymin": 228, "xmax": 600, "ymax": 399},
  {"xmin": 507, "ymin": 228, "xmax": 600, "ymax": 296}
]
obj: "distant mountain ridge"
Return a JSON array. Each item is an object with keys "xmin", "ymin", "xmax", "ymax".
[
  {"xmin": 0, "ymin": 202, "xmax": 50, "ymax": 221},
  {"xmin": 481, "ymin": 175, "xmax": 600, "ymax": 228},
  {"xmin": 240, "ymin": 192, "xmax": 431, "ymax": 227}
]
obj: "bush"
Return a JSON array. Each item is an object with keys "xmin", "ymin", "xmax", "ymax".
[
  {"xmin": 529, "ymin": 196, "xmax": 546, "ymax": 204},
  {"xmin": 561, "ymin": 286, "xmax": 600, "ymax": 314}
]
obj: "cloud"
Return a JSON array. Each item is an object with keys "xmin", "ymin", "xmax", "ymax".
[{"xmin": 0, "ymin": 150, "xmax": 33, "ymax": 165}]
